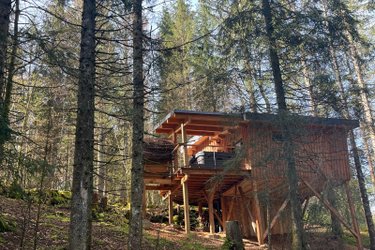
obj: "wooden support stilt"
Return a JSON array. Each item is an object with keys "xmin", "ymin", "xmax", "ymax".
[
  {"xmin": 181, "ymin": 123, "xmax": 189, "ymax": 167},
  {"xmin": 172, "ymin": 132, "xmax": 178, "ymax": 171},
  {"xmin": 302, "ymin": 197, "xmax": 309, "ymax": 218},
  {"xmin": 344, "ymin": 182, "xmax": 363, "ymax": 250},
  {"xmin": 208, "ymin": 191, "xmax": 215, "ymax": 234},
  {"xmin": 181, "ymin": 175, "xmax": 190, "ymax": 234},
  {"xmin": 162, "ymin": 185, "xmax": 182, "ymax": 201},
  {"xmin": 197, "ymin": 201, "xmax": 203, "ymax": 229},
  {"xmin": 238, "ymin": 187, "xmax": 256, "ymax": 235},
  {"xmin": 254, "ymin": 183, "xmax": 265, "ymax": 245},
  {"xmin": 168, "ymin": 195, "xmax": 173, "ymax": 225},
  {"xmin": 302, "ymin": 179, "xmax": 359, "ymax": 238},
  {"xmin": 198, "ymin": 202, "xmax": 203, "ymax": 217},
  {"xmin": 262, "ymin": 197, "xmax": 290, "ymax": 241},
  {"xmin": 228, "ymin": 197, "xmax": 235, "ymax": 221},
  {"xmin": 220, "ymin": 197, "xmax": 227, "ymax": 231},
  {"xmin": 203, "ymin": 188, "xmax": 218, "ymax": 234},
  {"xmin": 214, "ymin": 210, "xmax": 223, "ymax": 229}
]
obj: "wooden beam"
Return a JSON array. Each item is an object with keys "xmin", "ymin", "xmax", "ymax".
[
  {"xmin": 214, "ymin": 209, "xmax": 224, "ymax": 229},
  {"xmin": 221, "ymin": 197, "xmax": 227, "ymax": 231},
  {"xmin": 302, "ymin": 197, "xmax": 309, "ymax": 217},
  {"xmin": 179, "ymin": 168, "xmax": 251, "ymax": 176},
  {"xmin": 164, "ymin": 124, "xmax": 225, "ymax": 133},
  {"xmin": 208, "ymin": 191, "xmax": 215, "ymax": 234},
  {"xmin": 227, "ymin": 197, "xmax": 235, "ymax": 221},
  {"xmin": 181, "ymin": 123, "xmax": 189, "ymax": 167},
  {"xmin": 181, "ymin": 175, "xmax": 190, "ymax": 234},
  {"xmin": 168, "ymin": 195, "xmax": 173, "ymax": 225},
  {"xmin": 144, "ymin": 178, "xmax": 172, "ymax": 185},
  {"xmin": 174, "ymin": 119, "xmax": 190, "ymax": 134},
  {"xmin": 262, "ymin": 197, "xmax": 290, "ymax": 241},
  {"xmin": 172, "ymin": 132, "xmax": 178, "ymax": 172},
  {"xmin": 302, "ymin": 179, "xmax": 359, "ymax": 238},
  {"xmin": 145, "ymin": 185, "xmax": 173, "ymax": 190},
  {"xmin": 162, "ymin": 182, "xmax": 182, "ymax": 201},
  {"xmin": 203, "ymin": 188, "xmax": 218, "ymax": 235},
  {"xmin": 253, "ymin": 183, "xmax": 265, "ymax": 245},
  {"xmin": 198, "ymin": 202, "xmax": 203, "ymax": 217},
  {"xmin": 155, "ymin": 128, "xmax": 174, "ymax": 133},
  {"xmin": 238, "ymin": 187, "xmax": 256, "ymax": 235},
  {"xmin": 344, "ymin": 182, "xmax": 363, "ymax": 250}
]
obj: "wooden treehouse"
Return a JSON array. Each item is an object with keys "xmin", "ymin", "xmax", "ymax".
[{"xmin": 144, "ymin": 110, "xmax": 361, "ymax": 247}]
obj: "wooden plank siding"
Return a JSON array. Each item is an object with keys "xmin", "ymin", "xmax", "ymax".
[
  {"xmin": 244, "ymin": 123, "xmax": 351, "ymax": 187},
  {"xmin": 146, "ymin": 110, "xmax": 358, "ymax": 241}
]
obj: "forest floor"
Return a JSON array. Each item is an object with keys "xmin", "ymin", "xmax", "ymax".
[{"xmin": 0, "ymin": 195, "xmax": 369, "ymax": 250}]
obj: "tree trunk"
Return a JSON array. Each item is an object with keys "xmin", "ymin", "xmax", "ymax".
[
  {"xmin": 243, "ymin": 46, "xmax": 257, "ymax": 113},
  {"xmin": 226, "ymin": 221, "xmax": 244, "ymax": 250},
  {"xmin": 326, "ymin": 183, "xmax": 343, "ymax": 242},
  {"xmin": 2, "ymin": 0, "xmax": 19, "ymax": 128},
  {"xmin": 345, "ymin": 31, "xmax": 375, "ymax": 153},
  {"xmin": 361, "ymin": 130, "xmax": 375, "ymax": 189},
  {"xmin": 97, "ymin": 127, "xmax": 106, "ymax": 199},
  {"xmin": 323, "ymin": 6, "xmax": 375, "ymax": 244},
  {"xmin": 349, "ymin": 131, "xmax": 375, "ymax": 249},
  {"xmin": 68, "ymin": 0, "xmax": 96, "ymax": 248},
  {"xmin": 33, "ymin": 105, "xmax": 53, "ymax": 250},
  {"xmin": 302, "ymin": 42, "xmax": 343, "ymax": 241},
  {"xmin": 0, "ymin": 0, "xmax": 11, "ymax": 98},
  {"xmin": 128, "ymin": 0, "xmax": 144, "ymax": 249},
  {"xmin": 301, "ymin": 56, "xmax": 318, "ymax": 116},
  {"xmin": 256, "ymin": 79, "xmax": 271, "ymax": 113},
  {"xmin": 0, "ymin": 0, "xmax": 11, "ymax": 162},
  {"xmin": 261, "ymin": 0, "xmax": 306, "ymax": 249}
]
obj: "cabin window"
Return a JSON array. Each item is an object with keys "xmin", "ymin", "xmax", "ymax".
[{"xmin": 272, "ymin": 132, "xmax": 284, "ymax": 142}]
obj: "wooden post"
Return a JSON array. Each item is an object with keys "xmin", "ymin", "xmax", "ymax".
[
  {"xmin": 209, "ymin": 191, "xmax": 215, "ymax": 234},
  {"xmin": 172, "ymin": 132, "xmax": 178, "ymax": 171},
  {"xmin": 221, "ymin": 197, "xmax": 227, "ymax": 231},
  {"xmin": 254, "ymin": 183, "xmax": 265, "ymax": 245},
  {"xmin": 198, "ymin": 201, "xmax": 203, "ymax": 230},
  {"xmin": 226, "ymin": 221, "xmax": 244, "ymax": 249},
  {"xmin": 198, "ymin": 202, "xmax": 203, "ymax": 217},
  {"xmin": 168, "ymin": 195, "xmax": 173, "ymax": 225},
  {"xmin": 214, "ymin": 210, "xmax": 224, "ymax": 229},
  {"xmin": 302, "ymin": 179, "xmax": 359, "ymax": 238},
  {"xmin": 181, "ymin": 175, "xmax": 190, "ymax": 234},
  {"xmin": 302, "ymin": 197, "xmax": 309, "ymax": 218},
  {"xmin": 227, "ymin": 197, "xmax": 235, "ymax": 221},
  {"xmin": 262, "ymin": 197, "xmax": 290, "ymax": 241},
  {"xmin": 345, "ymin": 182, "xmax": 363, "ymax": 250},
  {"xmin": 238, "ymin": 186, "xmax": 256, "ymax": 235},
  {"xmin": 181, "ymin": 123, "xmax": 189, "ymax": 167}
]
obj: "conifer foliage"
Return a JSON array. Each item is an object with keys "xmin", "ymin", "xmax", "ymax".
[{"xmin": 0, "ymin": 0, "xmax": 374, "ymax": 249}]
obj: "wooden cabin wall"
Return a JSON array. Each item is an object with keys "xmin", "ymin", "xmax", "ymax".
[
  {"xmin": 246, "ymin": 123, "xmax": 285, "ymax": 180},
  {"xmin": 246, "ymin": 124, "xmax": 351, "ymax": 186},
  {"xmin": 295, "ymin": 127, "xmax": 351, "ymax": 183}
]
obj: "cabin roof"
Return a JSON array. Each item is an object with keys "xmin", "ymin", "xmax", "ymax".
[
  {"xmin": 154, "ymin": 110, "xmax": 359, "ymax": 135},
  {"xmin": 243, "ymin": 112, "xmax": 360, "ymax": 128}
]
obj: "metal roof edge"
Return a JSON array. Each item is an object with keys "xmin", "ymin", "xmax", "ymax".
[{"xmin": 244, "ymin": 112, "xmax": 359, "ymax": 129}]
